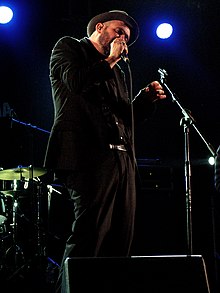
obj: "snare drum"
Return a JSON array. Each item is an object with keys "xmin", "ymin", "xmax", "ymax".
[{"xmin": 0, "ymin": 179, "xmax": 29, "ymax": 193}]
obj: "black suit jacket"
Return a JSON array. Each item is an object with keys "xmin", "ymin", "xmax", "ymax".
[{"xmin": 44, "ymin": 37, "xmax": 155, "ymax": 172}]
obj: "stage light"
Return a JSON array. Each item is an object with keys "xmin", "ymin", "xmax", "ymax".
[
  {"xmin": 156, "ymin": 22, "xmax": 173, "ymax": 39},
  {"xmin": 0, "ymin": 5, "xmax": 13, "ymax": 24}
]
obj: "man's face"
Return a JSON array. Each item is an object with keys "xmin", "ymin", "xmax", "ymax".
[{"xmin": 98, "ymin": 20, "xmax": 131, "ymax": 56}]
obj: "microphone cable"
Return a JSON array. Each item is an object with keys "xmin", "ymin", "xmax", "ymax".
[{"xmin": 123, "ymin": 59, "xmax": 137, "ymax": 168}]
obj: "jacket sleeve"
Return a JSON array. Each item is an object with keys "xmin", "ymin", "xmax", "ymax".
[{"xmin": 50, "ymin": 36, "xmax": 114, "ymax": 95}]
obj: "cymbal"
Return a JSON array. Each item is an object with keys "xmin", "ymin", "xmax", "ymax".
[
  {"xmin": 0, "ymin": 166, "xmax": 47, "ymax": 180},
  {"xmin": 1, "ymin": 190, "xmax": 22, "ymax": 197}
]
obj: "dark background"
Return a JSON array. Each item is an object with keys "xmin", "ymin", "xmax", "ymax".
[{"xmin": 0, "ymin": 0, "xmax": 220, "ymax": 291}]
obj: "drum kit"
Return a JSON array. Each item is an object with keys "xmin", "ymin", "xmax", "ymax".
[{"xmin": 0, "ymin": 165, "xmax": 47, "ymax": 274}]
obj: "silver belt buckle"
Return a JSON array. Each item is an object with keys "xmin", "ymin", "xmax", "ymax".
[{"xmin": 109, "ymin": 144, "xmax": 127, "ymax": 152}]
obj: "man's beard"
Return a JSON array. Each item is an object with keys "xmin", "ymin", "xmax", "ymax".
[{"xmin": 99, "ymin": 31, "xmax": 112, "ymax": 56}]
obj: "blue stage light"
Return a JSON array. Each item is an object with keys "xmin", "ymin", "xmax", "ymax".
[
  {"xmin": 0, "ymin": 5, "xmax": 13, "ymax": 24},
  {"xmin": 156, "ymin": 23, "xmax": 173, "ymax": 39}
]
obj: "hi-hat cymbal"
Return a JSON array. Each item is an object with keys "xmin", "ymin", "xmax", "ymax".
[{"xmin": 0, "ymin": 166, "xmax": 47, "ymax": 180}]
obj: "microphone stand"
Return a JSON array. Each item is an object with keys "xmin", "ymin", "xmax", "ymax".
[
  {"xmin": 158, "ymin": 68, "xmax": 216, "ymax": 255},
  {"xmin": 11, "ymin": 117, "xmax": 50, "ymax": 134}
]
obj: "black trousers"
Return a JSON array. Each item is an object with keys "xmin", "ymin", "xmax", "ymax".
[{"xmin": 54, "ymin": 150, "xmax": 136, "ymax": 292}]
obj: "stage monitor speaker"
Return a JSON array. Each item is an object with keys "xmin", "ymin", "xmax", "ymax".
[{"xmin": 62, "ymin": 255, "xmax": 210, "ymax": 293}]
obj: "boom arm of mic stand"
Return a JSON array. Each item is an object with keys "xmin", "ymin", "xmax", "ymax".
[
  {"xmin": 12, "ymin": 118, "xmax": 50, "ymax": 134},
  {"xmin": 158, "ymin": 69, "xmax": 216, "ymax": 157}
]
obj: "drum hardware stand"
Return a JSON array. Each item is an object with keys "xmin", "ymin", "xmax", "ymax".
[
  {"xmin": 5, "ymin": 179, "xmax": 26, "ymax": 269},
  {"xmin": 158, "ymin": 68, "xmax": 216, "ymax": 256},
  {"xmin": 26, "ymin": 178, "xmax": 61, "ymax": 287},
  {"xmin": 0, "ymin": 197, "xmax": 9, "ymax": 271},
  {"xmin": 44, "ymin": 184, "xmax": 62, "ymax": 286},
  {"xmin": 33, "ymin": 177, "xmax": 47, "ymax": 258}
]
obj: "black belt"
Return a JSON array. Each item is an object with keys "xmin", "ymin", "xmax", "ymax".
[{"xmin": 109, "ymin": 144, "xmax": 127, "ymax": 152}]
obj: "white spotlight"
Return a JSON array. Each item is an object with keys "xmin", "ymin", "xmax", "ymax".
[
  {"xmin": 156, "ymin": 23, "xmax": 173, "ymax": 39},
  {"xmin": 0, "ymin": 6, "xmax": 13, "ymax": 24}
]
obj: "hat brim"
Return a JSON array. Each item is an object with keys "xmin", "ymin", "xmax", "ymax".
[{"xmin": 87, "ymin": 10, "xmax": 139, "ymax": 46}]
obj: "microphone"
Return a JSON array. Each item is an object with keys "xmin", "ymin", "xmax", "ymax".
[
  {"xmin": 121, "ymin": 51, "xmax": 130, "ymax": 63},
  {"xmin": 158, "ymin": 68, "xmax": 168, "ymax": 84}
]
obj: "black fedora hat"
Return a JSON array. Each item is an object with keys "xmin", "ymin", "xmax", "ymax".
[{"xmin": 87, "ymin": 10, "xmax": 139, "ymax": 46}]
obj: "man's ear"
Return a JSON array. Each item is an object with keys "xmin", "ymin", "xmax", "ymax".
[{"xmin": 96, "ymin": 23, "xmax": 104, "ymax": 33}]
